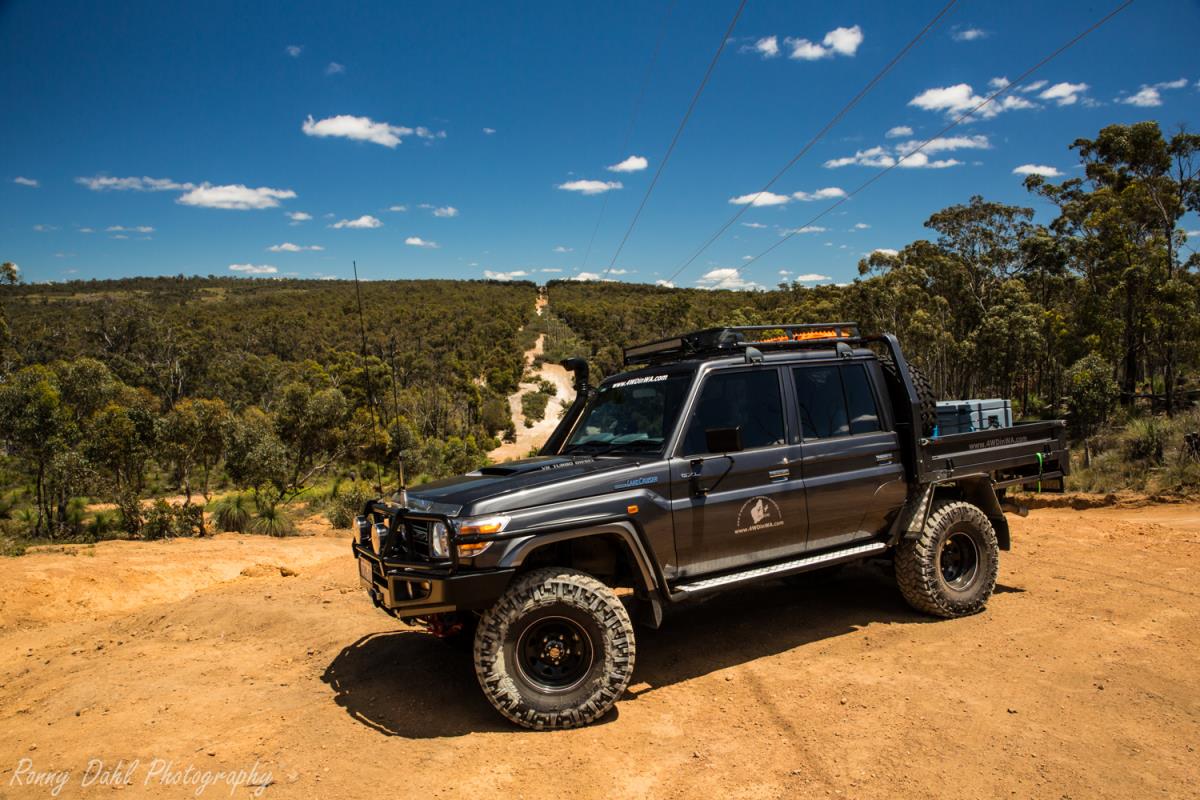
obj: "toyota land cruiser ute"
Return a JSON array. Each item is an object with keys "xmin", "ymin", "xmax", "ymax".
[{"xmin": 352, "ymin": 324, "xmax": 1069, "ymax": 729}]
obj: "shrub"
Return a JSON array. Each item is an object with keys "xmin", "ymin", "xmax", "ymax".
[
  {"xmin": 252, "ymin": 503, "xmax": 296, "ymax": 537},
  {"xmin": 87, "ymin": 511, "xmax": 118, "ymax": 540},
  {"xmin": 213, "ymin": 492, "xmax": 253, "ymax": 533},
  {"xmin": 1124, "ymin": 417, "xmax": 1166, "ymax": 464},
  {"xmin": 141, "ymin": 499, "xmax": 178, "ymax": 540},
  {"xmin": 325, "ymin": 480, "xmax": 370, "ymax": 530},
  {"xmin": 521, "ymin": 391, "xmax": 551, "ymax": 425}
]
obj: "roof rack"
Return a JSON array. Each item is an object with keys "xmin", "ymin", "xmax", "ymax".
[{"xmin": 622, "ymin": 323, "xmax": 861, "ymax": 366}]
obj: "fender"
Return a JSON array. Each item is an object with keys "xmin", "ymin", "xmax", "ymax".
[
  {"xmin": 495, "ymin": 521, "xmax": 660, "ymax": 593},
  {"xmin": 947, "ymin": 475, "xmax": 1012, "ymax": 551}
]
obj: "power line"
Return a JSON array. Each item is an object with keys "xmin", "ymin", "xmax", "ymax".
[
  {"xmin": 662, "ymin": 0, "xmax": 960, "ymax": 286},
  {"xmin": 577, "ymin": 0, "xmax": 678, "ymax": 276},
  {"xmin": 721, "ymin": 0, "xmax": 1134, "ymax": 285},
  {"xmin": 601, "ymin": 0, "xmax": 748, "ymax": 279}
]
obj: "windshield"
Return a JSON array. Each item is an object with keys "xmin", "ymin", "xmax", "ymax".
[{"xmin": 564, "ymin": 373, "xmax": 692, "ymax": 456}]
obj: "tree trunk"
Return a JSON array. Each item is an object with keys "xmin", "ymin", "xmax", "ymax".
[{"xmin": 1121, "ymin": 275, "xmax": 1137, "ymax": 405}]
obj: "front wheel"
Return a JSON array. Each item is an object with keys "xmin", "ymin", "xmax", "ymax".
[
  {"xmin": 895, "ymin": 500, "xmax": 999, "ymax": 618},
  {"xmin": 473, "ymin": 568, "xmax": 635, "ymax": 729}
]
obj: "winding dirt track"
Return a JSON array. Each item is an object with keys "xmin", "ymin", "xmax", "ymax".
[
  {"xmin": 487, "ymin": 296, "xmax": 576, "ymax": 464},
  {"xmin": 1, "ymin": 501, "xmax": 1198, "ymax": 798}
]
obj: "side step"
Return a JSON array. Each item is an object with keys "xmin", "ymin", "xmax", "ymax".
[{"xmin": 672, "ymin": 541, "xmax": 888, "ymax": 596}]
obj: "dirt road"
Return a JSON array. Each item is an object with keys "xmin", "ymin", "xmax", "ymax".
[
  {"xmin": 487, "ymin": 296, "xmax": 575, "ymax": 463},
  {"xmin": 1, "ymin": 501, "xmax": 1197, "ymax": 798}
]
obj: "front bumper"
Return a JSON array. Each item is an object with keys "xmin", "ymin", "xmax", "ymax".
[{"xmin": 353, "ymin": 541, "xmax": 514, "ymax": 618}]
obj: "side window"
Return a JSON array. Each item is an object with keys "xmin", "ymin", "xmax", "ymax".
[
  {"xmin": 793, "ymin": 366, "xmax": 848, "ymax": 439},
  {"xmin": 682, "ymin": 370, "xmax": 785, "ymax": 455},
  {"xmin": 842, "ymin": 364, "xmax": 882, "ymax": 434}
]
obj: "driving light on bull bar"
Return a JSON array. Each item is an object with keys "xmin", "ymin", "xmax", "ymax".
[
  {"xmin": 355, "ymin": 515, "xmax": 370, "ymax": 544},
  {"xmin": 430, "ymin": 521, "xmax": 450, "ymax": 559},
  {"xmin": 454, "ymin": 515, "xmax": 510, "ymax": 556}
]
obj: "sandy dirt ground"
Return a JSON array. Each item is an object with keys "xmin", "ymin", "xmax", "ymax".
[
  {"xmin": 1, "ymin": 501, "xmax": 1197, "ymax": 799},
  {"xmin": 487, "ymin": 297, "xmax": 576, "ymax": 463}
]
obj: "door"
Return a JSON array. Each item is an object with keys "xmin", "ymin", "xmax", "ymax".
[
  {"xmin": 669, "ymin": 367, "xmax": 807, "ymax": 577},
  {"xmin": 793, "ymin": 362, "xmax": 906, "ymax": 551}
]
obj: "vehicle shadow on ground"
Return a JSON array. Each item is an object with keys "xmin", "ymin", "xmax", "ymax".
[
  {"xmin": 324, "ymin": 564, "xmax": 1023, "ymax": 737},
  {"xmin": 628, "ymin": 562, "xmax": 935, "ymax": 693},
  {"xmin": 322, "ymin": 629, "xmax": 512, "ymax": 738}
]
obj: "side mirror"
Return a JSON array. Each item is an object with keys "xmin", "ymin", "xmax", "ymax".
[{"xmin": 704, "ymin": 426, "xmax": 743, "ymax": 454}]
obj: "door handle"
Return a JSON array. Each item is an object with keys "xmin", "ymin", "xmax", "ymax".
[{"xmin": 768, "ymin": 468, "xmax": 790, "ymax": 482}]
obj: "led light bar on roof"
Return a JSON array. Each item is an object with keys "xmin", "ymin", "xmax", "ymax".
[{"xmin": 622, "ymin": 323, "xmax": 861, "ymax": 366}]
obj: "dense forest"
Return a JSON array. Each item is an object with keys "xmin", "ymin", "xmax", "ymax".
[{"xmin": 1, "ymin": 121, "xmax": 1198, "ymax": 548}]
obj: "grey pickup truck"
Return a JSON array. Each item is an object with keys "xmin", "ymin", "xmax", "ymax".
[{"xmin": 353, "ymin": 323, "xmax": 1068, "ymax": 729}]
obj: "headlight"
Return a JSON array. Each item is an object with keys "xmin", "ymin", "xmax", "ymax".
[
  {"xmin": 455, "ymin": 515, "xmax": 510, "ymax": 557},
  {"xmin": 430, "ymin": 521, "xmax": 450, "ymax": 559}
]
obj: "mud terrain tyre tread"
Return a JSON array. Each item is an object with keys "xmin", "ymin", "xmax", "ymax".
[
  {"xmin": 895, "ymin": 501, "xmax": 998, "ymax": 618},
  {"xmin": 473, "ymin": 567, "xmax": 635, "ymax": 730},
  {"xmin": 879, "ymin": 355, "xmax": 937, "ymax": 437}
]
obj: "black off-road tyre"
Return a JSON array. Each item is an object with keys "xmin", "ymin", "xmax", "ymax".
[
  {"xmin": 879, "ymin": 355, "xmax": 937, "ymax": 437},
  {"xmin": 473, "ymin": 567, "xmax": 635, "ymax": 730},
  {"xmin": 895, "ymin": 501, "xmax": 998, "ymax": 618}
]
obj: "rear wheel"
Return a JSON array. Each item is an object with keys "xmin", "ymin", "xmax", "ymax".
[
  {"xmin": 473, "ymin": 567, "xmax": 635, "ymax": 730},
  {"xmin": 895, "ymin": 501, "xmax": 998, "ymax": 618}
]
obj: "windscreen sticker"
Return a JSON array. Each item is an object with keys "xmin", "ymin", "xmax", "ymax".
[
  {"xmin": 614, "ymin": 475, "xmax": 659, "ymax": 490},
  {"xmin": 734, "ymin": 496, "xmax": 784, "ymax": 535},
  {"xmin": 609, "ymin": 374, "xmax": 669, "ymax": 389}
]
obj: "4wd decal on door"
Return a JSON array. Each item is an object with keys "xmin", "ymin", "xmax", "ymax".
[{"xmin": 735, "ymin": 496, "xmax": 784, "ymax": 535}]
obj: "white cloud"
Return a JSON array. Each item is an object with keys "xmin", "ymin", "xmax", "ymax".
[
  {"xmin": 741, "ymin": 222, "xmax": 768, "ymax": 229},
  {"xmin": 286, "ymin": 44, "xmax": 303, "ymax": 57},
  {"xmin": 1039, "ymin": 81, "xmax": 1089, "ymax": 106},
  {"xmin": 32, "ymin": 224, "xmax": 57, "ymax": 232},
  {"xmin": 325, "ymin": 62, "xmax": 345, "ymax": 75},
  {"xmin": 951, "ymin": 27, "xmax": 986, "ymax": 42},
  {"xmin": 1021, "ymin": 79, "xmax": 1048, "ymax": 93},
  {"xmin": 268, "ymin": 242, "xmax": 324, "ymax": 252},
  {"xmin": 76, "ymin": 175, "xmax": 193, "ymax": 192},
  {"xmin": 1013, "ymin": 164, "xmax": 1062, "ymax": 177},
  {"xmin": 778, "ymin": 269, "xmax": 791, "ymax": 276},
  {"xmin": 793, "ymin": 273, "xmax": 832, "ymax": 282},
  {"xmin": 607, "ymin": 155, "xmax": 649, "ymax": 173},
  {"xmin": 330, "ymin": 215, "xmax": 383, "ymax": 229},
  {"xmin": 825, "ymin": 145, "xmax": 895, "ymax": 168},
  {"xmin": 405, "ymin": 236, "xmax": 438, "ymax": 248},
  {"xmin": 388, "ymin": 205, "xmax": 408, "ymax": 212},
  {"xmin": 13, "ymin": 176, "xmax": 38, "ymax": 187},
  {"xmin": 781, "ymin": 226, "xmax": 826, "ymax": 235},
  {"xmin": 729, "ymin": 190, "xmax": 791, "ymax": 206},
  {"xmin": 229, "ymin": 264, "xmax": 278, "ymax": 275},
  {"xmin": 302, "ymin": 114, "xmax": 443, "ymax": 148},
  {"xmin": 696, "ymin": 267, "xmax": 762, "ymax": 291},
  {"xmin": 482, "ymin": 127, "xmax": 496, "ymax": 135},
  {"xmin": 909, "ymin": 83, "xmax": 1040, "ymax": 119},
  {"xmin": 854, "ymin": 222, "xmax": 870, "ymax": 229},
  {"xmin": 431, "ymin": 205, "xmax": 458, "ymax": 218},
  {"xmin": 608, "ymin": 268, "xmax": 633, "ymax": 275},
  {"xmin": 558, "ymin": 179, "xmax": 622, "ymax": 195},
  {"xmin": 827, "ymin": 136, "xmax": 984, "ymax": 169},
  {"xmin": 572, "ymin": 272, "xmax": 604, "ymax": 282},
  {"xmin": 106, "ymin": 225, "xmax": 155, "ymax": 233},
  {"xmin": 885, "ymin": 126, "xmax": 912, "ymax": 138},
  {"xmin": 823, "ymin": 25, "xmax": 863, "ymax": 56},
  {"xmin": 1122, "ymin": 88, "xmax": 1159, "ymax": 107},
  {"xmin": 78, "ymin": 227, "xmax": 94, "ymax": 233},
  {"xmin": 541, "ymin": 268, "xmax": 563, "ymax": 273},
  {"xmin": 553, "ymin": 246, "xmax": 573, "ymax": 253},
  {"xmin": 287, "ymin": 211, "xmax": 312, "ymax": 222},
  {"xmin": 746, "ymin": 35, "xmax": 780, "ymax": 58},
  {"xmin": 655, "ymin": 279, "xmax": 675, "ymax": 288},
  {"xmin": 110, "ymin": 234, "xmax": 128, "ymax": 239},
  {"xmin": 178, "ymin": 183, "xmax": 296, "ymax": 210},
  {"xmin": 484, "ymin": 270, "xmax": 529, "ymax": 281},
  {"xmin": 792, "ymin": 187, "xmax": 846, "ymax": 201},
  {"xmin": 1183, "ymin": 230, "xmax": 1200, "ymax": 238},
  {"xmin": 783, "ymin": 25, "xmax": 863, "ymax": 61},
  {"xmin": 872, "ymin": 248, "xmax": 899, "ymax": 256},
  {"xmin": 896, "ymin": 134, "xmax": 990, "ymax": 155}
]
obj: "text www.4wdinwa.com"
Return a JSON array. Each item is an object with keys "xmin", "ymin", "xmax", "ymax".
[{"xmin": 9, "ymin": 757, "xmax": 273, "ymax": 797}]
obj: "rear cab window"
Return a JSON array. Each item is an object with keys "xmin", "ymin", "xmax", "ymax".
[{"xmin": 793, "ymin": 363, "xmax": 882, "ymax": 440}]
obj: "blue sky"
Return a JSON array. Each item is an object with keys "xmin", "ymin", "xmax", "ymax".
[{"xmin": 3, "ymin": 0, "xmax": 1198, "ymax": 289}]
